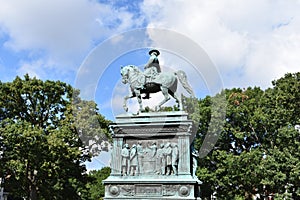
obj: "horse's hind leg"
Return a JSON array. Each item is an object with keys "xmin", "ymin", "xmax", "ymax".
[
  {"xmin": 170, "ymin": 91, "xmax": 182, "ymax": 110},
  {"xmin": 155, "ymin": 86, "xmax": 170, "ymax": 111}
]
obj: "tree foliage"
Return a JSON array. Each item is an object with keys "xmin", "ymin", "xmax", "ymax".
[
  {"xmin": 0, "ymin": 75, "xmax": 110, "ymax": 200},
  {"xmin": 72, "ymin": 89, "xmax": 111, "ymax": 156},
  {"xmin": 85, "ymin": 167, "xmax": 111, "ymax": 200},
  {"xmin": 192, "ymin": 72, "xmax": 300, "ymax": 199}
]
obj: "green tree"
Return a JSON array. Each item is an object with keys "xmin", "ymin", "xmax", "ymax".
[
  {"xmin": 86, "ymin": 167, "xmax": 111, "ymax": 200},
  {"xmin": 261, "ymin": 72, "xmax": 300, "ymax": 198},
  {"xmin": 195, "ymin": 73, "xmax": 300, "ymax": 199},
  {"xmin": 72, "ymin": 89, "xmax": 111, "ymax": 156},
  {"xmin": 263, "ymin": 72, "xmax": 300, "ymax": 130},
  {"xmin": 0, "ymin": 75, "xmax": 110, "ymax": 200}
]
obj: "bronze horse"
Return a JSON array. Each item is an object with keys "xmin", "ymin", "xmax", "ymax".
[{"xmin": 120, "ymin": 65, "xmax": 194, "ymax": 113}]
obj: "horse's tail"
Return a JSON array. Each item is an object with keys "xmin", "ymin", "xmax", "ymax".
[{"xmin": 175, "ymin": 70, "xmax": 195, "ymax": 97}]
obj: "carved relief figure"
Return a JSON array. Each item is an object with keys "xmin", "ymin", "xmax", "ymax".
[
  {"xmin": 149, "ymin": 141, "xmax": 157, "ymax": 158},
  {"xmin": 121, "ymin": 144, "xmax": 130, "ymax": 176},
  {"xmin": 156, "ymin": 143, "xmax": 166, "ymax": 175},
  {"xmin": 164, "ymin": 142, "xmax": 173, "ymax": 175},
  {"xmin": 129, "ymin": 144, "xmax": 138, "ymax": 176},
  {"xmin": 171, "ymin": 143, "xmax": 179, "ymax": 175},
  {"xmin": 191, "ymin": 150, "xmax": 199, "ymax": 178},
  {"xmin": 137, "ymin": 141, "xmax": 144, "ymax": 175},
  {"xmin": 140, "ymin": 142, "xmax": 157, "ymax": 174}
]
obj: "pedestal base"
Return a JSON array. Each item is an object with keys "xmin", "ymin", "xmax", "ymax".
[
  {"xmin": 103, "ymin": 176, "xmax": 201, "ymax": 200},
  {"xmin": 104, "ymin": 111, "xmax": 201, "ymax": 199}
]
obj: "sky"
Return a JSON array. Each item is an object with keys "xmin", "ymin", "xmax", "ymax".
[{"xmin": 1, "ymin": 0, "xmax": 300, "ymax": 169}]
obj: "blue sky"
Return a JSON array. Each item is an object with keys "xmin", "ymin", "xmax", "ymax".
[{"xmin": 1, "ymin": 0, "xmax": 300, "ymax": 169}]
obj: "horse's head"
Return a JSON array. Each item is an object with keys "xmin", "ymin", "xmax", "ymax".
[
  {"xmin": 120, "ymin": 65, "xmax": 140, "ymax": 84},
  {"xmin": 120, "ymin": 66, "xmax": 130, "ymax": 84}
]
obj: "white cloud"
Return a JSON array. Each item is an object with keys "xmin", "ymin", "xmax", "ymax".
[
  {"xmin": 141, "ymin": 0, "xmax": 300, "ymax": 89},
  {"xmin": 157, "ymin": 51, "xmax": 212, "ymax": 96},
  {"xmin": 0, "ymin": 0, "xmax": 141, "ymax": 79},
  {"xmin": 1, "ymin": 0, "xmax": 90, "ymax": 53},
  {"xmin": 111, "ymin": 82, "xmax": 131, "ymax": 114},
  {"xmin": 17, "ymin": 59, "xmax": 45, "ymax": 78}
]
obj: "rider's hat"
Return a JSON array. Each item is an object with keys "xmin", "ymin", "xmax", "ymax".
[{"xmin": 149, "ymin": 49, "xmax": 160, "ymax": 56}]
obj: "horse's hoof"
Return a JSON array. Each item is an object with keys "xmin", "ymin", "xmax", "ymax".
[
  {"xmin": 142, "ymin": 94, "xmax": 151, "ymax": 99},
  {"xmin": 124, "ymin": 107, "xmax": 128, "ymax": 112},
  {"xmin": 155, "ymin": 106, "xmax": 160, "ymax": 111}
]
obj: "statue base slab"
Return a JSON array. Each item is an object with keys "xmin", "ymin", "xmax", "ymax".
[{"xmin": 103, "ymin": 176, "xmax": 201, "ymax": 199}]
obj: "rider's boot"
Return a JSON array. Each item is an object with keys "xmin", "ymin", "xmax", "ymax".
[
  {"xmin": 143, "ymin": 93, "xmax": 150, "ymax": 99},
  {"xmin": 143, "ymin": 75, "xmax": 151, "ymax": 99}
]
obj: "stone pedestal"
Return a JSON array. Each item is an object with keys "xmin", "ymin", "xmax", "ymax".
[{"xmin": 103, "ymin": 111, "xmax": 201, "ymax": 200}]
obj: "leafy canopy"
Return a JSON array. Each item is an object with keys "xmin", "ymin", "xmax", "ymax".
[
  {"xmin": 189, "ymin": 72, "xmax": 300, "ymax": 199},
  {"xmin": 0, "ymin": 75, "xmax": 110, "ymax": 200}
]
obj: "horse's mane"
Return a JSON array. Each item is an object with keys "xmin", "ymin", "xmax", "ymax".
[{"xmin": 126, "ymin": 65, "xmax": 141, "ymax": 74}]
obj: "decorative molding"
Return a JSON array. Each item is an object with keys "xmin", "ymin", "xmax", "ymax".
[
  {"xmin": 179, "ymin": 186, "xmax": 190, "ymax": 197},
  {"xmin": 111, "ymin": 125, "xmax": 192, "ymax": 135},
  {"xmin": 108, "ymin": 185, "xmax": 120, "ymax": 197},
  {"xmin": 106, "ymin": 184, "xmax": 193, "ymax": 198}
]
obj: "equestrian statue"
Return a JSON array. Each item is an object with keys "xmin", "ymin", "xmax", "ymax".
[{"xmin": 120, "ymin": 49, "xmax": 194, "ymax": 113}]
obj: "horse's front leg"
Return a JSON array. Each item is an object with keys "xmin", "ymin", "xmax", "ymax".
[
  {"xmin": 134, "ymin": 89, "xmax": 143, "ymax": 114},
  {"xmin": 123, "ymin": 94, "xmax": 132, "ymax": 112}
]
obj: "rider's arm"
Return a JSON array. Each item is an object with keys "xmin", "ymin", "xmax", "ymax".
[{"xmin": 144, "ymin": 55, "xmax": 156, "ymax": 68}]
